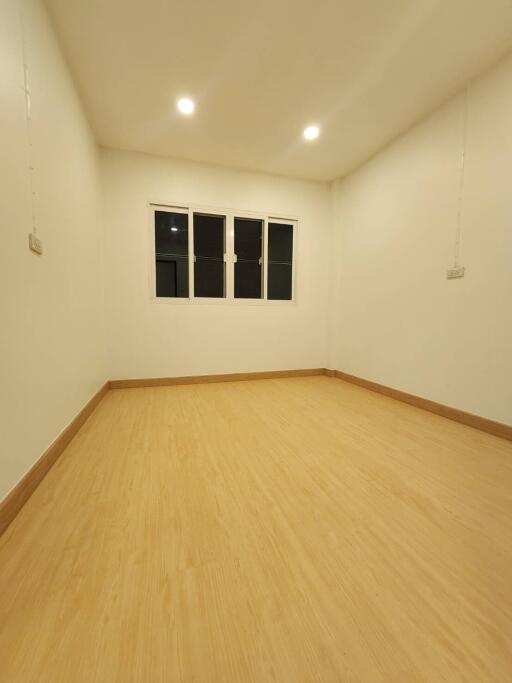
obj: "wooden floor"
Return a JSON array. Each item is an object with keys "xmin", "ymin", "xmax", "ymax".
[{"xmin": 1, "ymin": 377, "xmax": 511, "ymax": 682}]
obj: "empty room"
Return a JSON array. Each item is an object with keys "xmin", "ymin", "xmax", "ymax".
[{"xmin": 1, "ymin": 0, "xmax": 512, "ymax": 680}]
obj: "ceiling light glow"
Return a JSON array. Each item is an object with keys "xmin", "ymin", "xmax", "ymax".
[
  {"xmin": 177, "ymin": 97, "xmax": 195, "ymax": 115},
  {"xmin": 303, "ymin": 125, "xmax": 320, "ymax": 140}
]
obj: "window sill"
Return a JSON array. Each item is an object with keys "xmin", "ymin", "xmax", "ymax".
[{"xmin": 151, "ymin": 297, "xmax": 296, "ymax": 307}]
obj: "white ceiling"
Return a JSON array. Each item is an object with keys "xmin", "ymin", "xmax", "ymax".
[{"xmin": 45, "ymin": 0, "xmax": 512, "ymax": 181}]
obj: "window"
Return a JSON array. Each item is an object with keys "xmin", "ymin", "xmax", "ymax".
[
  {"xmin": 268, "ymin": 221, "xmax": 294, "ymax": 300},
  {"xmin": 234, "ymin": 217, "xmax": 263, "ymax": 299},
  {"xmin": 152, "ymin": 204, "xmax": 296, "ymax": 303},
  {"xmin": 155, "ymin": 208, "xmax": 189, "ymax": 297},
  {"xmin": 193, "ymin": 213, "xmax": 226, "ymax": 298}
]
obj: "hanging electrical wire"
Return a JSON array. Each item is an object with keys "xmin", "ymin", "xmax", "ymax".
[
  {"xmin": 453, "ymin": 87, "xmax": 469, "ymax": 268},
  {"xmin": 20, "ymin": 1, "xmax": 37, "ymax": 236}
]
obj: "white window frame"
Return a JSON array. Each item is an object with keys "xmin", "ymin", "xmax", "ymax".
[{"xmin": 149, "ymin": 202, "xmax": 297, "ymax": 306}]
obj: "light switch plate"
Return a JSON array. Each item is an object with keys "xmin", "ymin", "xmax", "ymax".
[{"xmin": 28, "ymin": 232, "xmax": 43, "ymax": 255}]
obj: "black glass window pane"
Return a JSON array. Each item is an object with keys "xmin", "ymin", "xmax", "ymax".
[
  {"xmin": 268, "ymin": 222, "xmax": 293, "ymax": 263},
  {"xmin": 234, "ymin": 218, "xmax": 262, "ymax": 260},
  {"xmin": 155, "ymin": 211, "xmax": 189, "ymax": 297},
  {"xmin": 194, "ymin": 214, "xmax": 225, "ymax": 259},
  {"xmin": 268, "ymin": 263, "xmax": 292, "ymax": 300},
  {"xmin": 268, "ymin": 222, "xmax": 293, "ymax": 300},
  {"xmin": 194, "ymin": 258, "xmax": 225, "ymax": 298},
  {"xmin": 156, "ymin": 257, "xmax": 189, "ymax": 297},
  {"xmin": 234, "ymin": 217, "xmax": 263, "ymax": 299},
  {"xmin": 155, "ymin": 211, "xmax": 188, "ymax": 257},
  {"xmin": 193, "ymin": 214, "xmax": 225, "ymax": 298},
  {"xmin": 235, "ymin": 261, "xmax": 261, "ymax": 298},
  {"xmin": 156, "ymin": 260, "xmax": 176, "ymax": 297}
]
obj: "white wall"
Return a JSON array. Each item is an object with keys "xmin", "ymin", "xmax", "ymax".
[
  {"xmin": 330, "ymin": 54, "xmax": 512, "ymax": 424},
  {"xmin": 0, "ymin": 0, "xmax": 107, "ymax": 499},
  {"xmin": 102, "ymin": 149, "xmax": 331, "ymax": 379}
]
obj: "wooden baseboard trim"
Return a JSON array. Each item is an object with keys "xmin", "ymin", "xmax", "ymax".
[
  {"xmin": 0, "ymin": 382, "xmax": 110, "ymax": 537},
  {"xmin": 329, "ymin": 369, "xmax": 512, "ymax": 441},
  {"xmin": 110, "ymin": 368, "xmax": 326, "ymax": 389}
]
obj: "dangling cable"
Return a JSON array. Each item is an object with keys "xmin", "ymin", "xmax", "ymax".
[
  {"xmin": 454, "ymin": 87, "xmax": 469, "ymax": 267},
  {"xmin": 20, "ymin": 1, "xmax": 37, "ymax": 236}
]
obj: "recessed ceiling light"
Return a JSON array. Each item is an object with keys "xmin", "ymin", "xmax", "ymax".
[
  {"xmin": 303, "ymin": 125, "xmax": 320, "ymax": 141},
  {"xmin": 177, "ymin": 97, "xmax": 195, "ymax": 115},
  {"xmin": 171, "ymin": 227, "xmax": 178, "ymax": 232}
]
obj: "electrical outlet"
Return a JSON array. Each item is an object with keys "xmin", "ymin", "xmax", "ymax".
[
  {"xmin": 446, "ymin": 266, "xmax": 465, "ymax": 279},
  {"xmin": 28, "ymin": 232, "xmax": 43, "ymax": 255}
]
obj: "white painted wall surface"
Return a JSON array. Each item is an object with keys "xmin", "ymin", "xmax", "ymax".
[
  {"xmin": 330, "ymin": 54, "xmax": 512, "ymax": 424},
  {"xmin": 101, "ymin": 149, "xmax": 331, "ymax": 380},
  {"xmin": 0, "ymin": 0, "xmax": 107, "ymax": 499}
]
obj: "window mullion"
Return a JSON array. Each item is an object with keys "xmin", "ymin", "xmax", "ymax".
[
  {"xmin": 227, "ymin": 213, "xmax": 234, "ymax": 300},
  {"xmin": 263, "ymin": 217, "xmax": 269, "ymax": 300},
  {"xmin": 188, "ymin": 208, "xmax": 194, "ymax": 299},
  {"xmin": 291, "ymin": 221, "xmax": 296, "ymax": 302}
]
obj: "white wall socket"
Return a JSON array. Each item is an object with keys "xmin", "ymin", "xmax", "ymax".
[
  {"xmin": 28, "ymin": 232, "xmax": 43, "ymax": 255},
  {"xmin": 446, "ymin": 266, "xmax": 465, "ymax": 279}
]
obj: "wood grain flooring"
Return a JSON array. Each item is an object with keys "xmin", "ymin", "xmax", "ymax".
[
  {"xmin": 0, "ymin": 382, "xmax": 110, "ymax": 537},
  {"xmin": 0, "ymin": 376, "xmax": 511, "ymax": 682}
]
